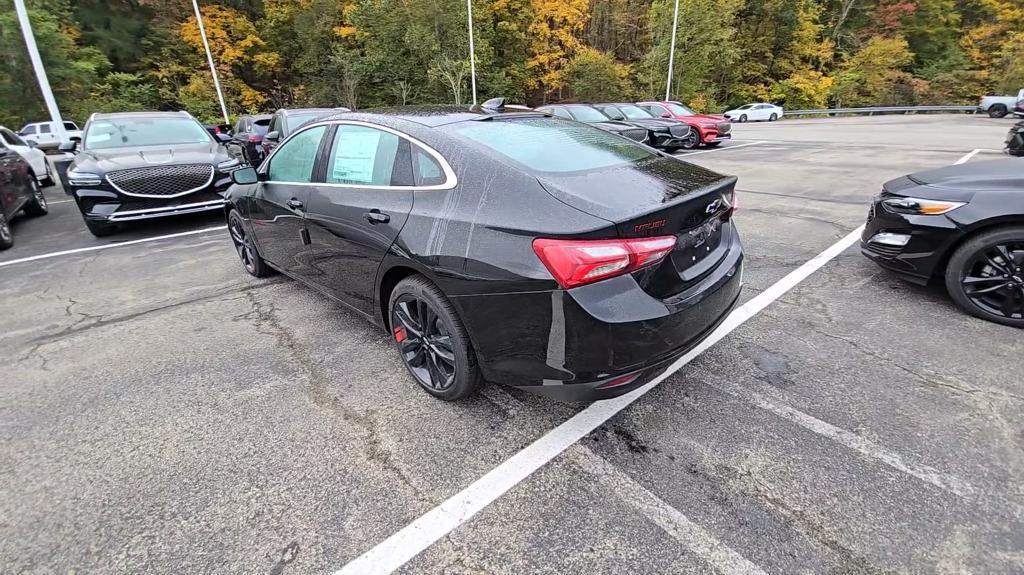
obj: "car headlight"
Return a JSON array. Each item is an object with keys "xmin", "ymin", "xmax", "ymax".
[
  {"xmin": 881, "ymin": 197, "xmax": 965, "ymax": 215},
  {"xmin": 216, "ymin": 158, "xmax": 242, "ymax": 171},
  {"xmin": 67, "ymin": 168, "xmax": 102, "ymax": 186}
]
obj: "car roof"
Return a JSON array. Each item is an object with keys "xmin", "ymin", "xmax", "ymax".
[
  {"xmin": 91, "ymin": 111, "xmax": 193, "ymax": 121},
  {"xmin": 242, "ymin": 114, "xmax": 272, "ymax": 121},
  {"xmin": 323, "ymin": 105, "xmax": 549, "ymax": 128},
  {"xmin": 278, "ymin": 108, "xmax": 348, "ymax": 116}
]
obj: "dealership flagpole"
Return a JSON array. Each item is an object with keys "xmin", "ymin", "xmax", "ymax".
[
  {"xmin": 191, "ymin": 0, "xmax": 230, "ymax": 125},
  {"xmin": 467, "ymin": 0, "xmax": 478, "ymax": 106},
  {"xmin": 13, "ymin": 0, "xmax": 66, "ymax": 142},
  {"xmin": 665, "ymin": 0, "xmax": 680, "ymax": 101}
]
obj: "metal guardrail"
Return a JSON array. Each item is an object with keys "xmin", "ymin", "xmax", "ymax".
[{"xmin": 785, "ymin": 105, "xmax": 977, "ymax": 117}]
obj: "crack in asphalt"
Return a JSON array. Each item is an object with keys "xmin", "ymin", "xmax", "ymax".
[
  {"xmin": 804, "ymin": 326, "xmax": 1024, "ymax": 404},
  {"xmin": 233, "ymin": 291, "xmax": 432, "ymax": 507}
]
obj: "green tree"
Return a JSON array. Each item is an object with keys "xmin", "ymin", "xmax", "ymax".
[{"xmin": 565, "ymin": 46, "xmax": 632, "ymax": 101}]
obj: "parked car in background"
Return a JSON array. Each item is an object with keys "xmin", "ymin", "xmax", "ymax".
[
  {"xmin": 261, "ymin": 107, "xmax": 351, "ymax": 157},
  {"xmin": 1014, "ymin": 100, "xmax": 1024, "ymax": 118},
  {"xmin": 18, "ymin": 120, "xmax": 83, "ymax": 151},
  {"xmin": 977, "ymin": 89, "xmax": 1024, "ymax": 118},
  {"xmin": 0, "ymin": 140, "xmax": 48, "ymax": 250},
  {"xmin": 637, "ymin": 101, "xmax": 731, "ymax": 149},
  {"xmin": 535, "ymin": 104, "xmax": 649, "ymax": 143},
  {"xmin": 723, "ymin": 103, "xmax": 784, "ymax": 122},
  {"xmin": 224, "ymin": 102, "xmax": 742, "ymax": 401},
  {"xmin": 204, "ymin": 123, "xmax": 233, "ymax": 139},
  {"xmin": 62, "ymin": 111, "xmax": 241, "ymax": 237},
  {"xmin": 1006, "ymin": 121, "xmax": 1024, "ymax": 156},
  {"xmin": 861, "ymin": 158, "xmax": 1024, "ymax": 327},
  {"xmin": 226, "ymin": 114, "xmax": 272, "ymax": 165},
  {"xmin": 0, "ymin": 126, "xmax": 53, "ymax": 186},
  {"xmin": 593, "ymin": 103, "xmax": 696, "ymax": 151}
]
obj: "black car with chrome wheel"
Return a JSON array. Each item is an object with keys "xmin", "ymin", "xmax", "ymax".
[
  {"xmin": 862, "ymin": 158, "xmax": 1024, "ymax": 327},
  {"xmin": 62, "ymin": 111, "xmax": 241, "ymax": 237},
  {"xmin": 224, "ymin": 101, "xmax": 743, "ymax": 401}
]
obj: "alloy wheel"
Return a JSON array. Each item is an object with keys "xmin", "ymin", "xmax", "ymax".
[
  {"xmin": 391, "ymin": 295, "xmax": 456, "ymax": 391},
  {"xmin": 229, "ymin": 217, "xmax": 257, "ymax": 274},
  {"xmin": 961, "ymin": 241, "xmax": 1024, "ymax": 320},
  {"xmin": 32, "ymin": 181, "xmax": 46, "ymax": 209}
]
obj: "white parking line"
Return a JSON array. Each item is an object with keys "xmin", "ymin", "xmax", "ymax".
[
  {"xmin": 569, "ymin": 445, "xmax": 768, "ymax": 575},
  {"xmin": 332, "ymin": 225, "xmax": 865, "ymax": 575},
  {"xmin": 954, "ymin": 149, "xmax": 981, "ymax": 164},
  {"xmin": 0, "ymin": 226, "xmax": 227, "ymax": 269},
  {"xmin": 710, "ymin": 386, "xmax": 974, "ymax": 497},
  {"xmin": 681, "ymin": 141, "xmax": 765, "ymax": 156}
]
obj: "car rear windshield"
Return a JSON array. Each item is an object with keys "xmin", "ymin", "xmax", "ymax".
[
  {"xmin": 253, "ymin": 118, "xmax": 271, "ymax": 134},
  {"xmin": 447, "ymin": 117, "xmax": 653, "ymax": 174},
  {"xmin": 84, "ymin": 117, "xmax": 212, "ymax": 149},
  {"xmin": 566, "ymin": 105, "xmax": 610, "ymax": 123}
]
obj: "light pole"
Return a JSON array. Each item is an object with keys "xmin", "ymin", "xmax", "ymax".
[
  {"xmin": 467, "ymin": 0, "xmax": 478, "ymax": 106},
  {"xmin": 665, "ymin": 0, "xmax": 680, "ymax": 101},
  {"xmin": 13, "ymin": 0, "xmax": 66, "ymax": 142},
  {"xmin": 191, "ymin": 0, "xmax": 231, "ymax": 125}
]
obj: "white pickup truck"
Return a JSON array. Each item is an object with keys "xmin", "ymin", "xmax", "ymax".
[{"xmin": 978, "ymin": 89, "xmax": 1024, "ymax": 118}]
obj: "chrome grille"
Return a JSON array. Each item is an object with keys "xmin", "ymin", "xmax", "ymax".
[
  {"xmin": 106, "ymin": 164, "xmax": 214, "ymax": 197},
  {"xmin": 622, "ymin": 128, "xmax": 647, "ymax": 143},
  {"xmin": 669, "ymin": 124, "xmax": 689, "ymax": 137},
  {"xmin": 717, "ymin": 122, "xmax": 731, "ymax": 134}
]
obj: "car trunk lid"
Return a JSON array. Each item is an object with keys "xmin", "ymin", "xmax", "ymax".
[{"xmin": 538, "ymin": 155, "xmax": 737, "ymax": 296}]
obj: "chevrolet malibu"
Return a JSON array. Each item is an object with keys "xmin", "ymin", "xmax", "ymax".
[{"xmin": 224, "ymin": 103, "xmax": 744, "ymax": 401}]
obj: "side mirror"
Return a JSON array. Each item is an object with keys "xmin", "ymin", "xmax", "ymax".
[
  {"xmin": 661, "ymin": 112, "xmax": 671, "ymax": 118},
  {"xmin": 231, "ymin": 166, "xmax": 260, "ymax": 185},
  {"xmin": 58, "ymin": 140, "xmax": 78, "ymax": 153},
  {"xmin": 216, "ymin": 132, "xmax": 231, "ymax": 143},
  {"xmin": 264, "ymin": 130, "xmax": 280, "ymax": 142}
]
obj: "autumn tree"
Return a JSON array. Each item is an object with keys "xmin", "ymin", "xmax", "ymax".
[{"xmin": 527, "ymin": 0, "xmax": 590, "ymax": 102}]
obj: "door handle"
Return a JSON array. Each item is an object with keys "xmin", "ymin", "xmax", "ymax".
[
  {"xmin": 287, "ymin": 198, "xmax": 304, "ymax": 210},
  {"xmin": 365, "ymin": 209, "xmax": 390, "ymax": 224}
]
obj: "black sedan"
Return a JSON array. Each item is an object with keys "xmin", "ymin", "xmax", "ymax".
[
  {"xmin": 0, "ymin": 140, "xmax": 48, "ymax": 249},
  {"xmin": 224, "ymin": 103, "xmax": 743, "ymax": 401},
  {"xmin": 535, "ymin": 104, "xmax": 649, "ymax": 143},
  {"xmin": 862, "ymin": 158, "xmax": 1024, "ymax": 327},
  {"xmin": 594, "ymin": 103, "xmax": 697, "ymax": 151},
  {"xmin": 62, "ymin": 111, "xmax": 240, "ymax": 236}
]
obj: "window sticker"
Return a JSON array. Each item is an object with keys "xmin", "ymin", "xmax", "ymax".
[{"xmin": 331, "ymin": 130, "xmax": 381, "ymax": 184}]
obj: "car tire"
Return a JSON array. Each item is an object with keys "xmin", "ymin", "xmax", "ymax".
[
  {"xmin": 84, "ymin": 218, "xmax": 115, "ymax": 237},
  {"xmin": 40, "ymin": 160, "xmax": 55, "ymax": 187},
  {"xmin": 988, "ymin": 105, "xmax": 1008, "ymax": 118},
  {"xmin": 22, "ymin": 177, "xmax": 48, "ymax": 216},
  {"xmin": 389, "ymin": 275, "xmax": 481, "ymax": 400},
  {"xmin": 769, "ymin": 113, "xmax": 778, "ymax": 121},
  {"xmin": 0, "ymin": 211, "xmax": 13, "ymax": 250},
  {"xmin": 738, "ymin": 114, "xmax": 747, "ymax": 123},
  {"xmin": 680, "ymin": 130, "xmax": 701, "ymax": 150},
  {"xmin": 944, "ymin": 226, "xmax": 1024, "ymax": 328},
  {"xmin": 228, "ymin": 210, "xmax": 273, "ymax": 278}
]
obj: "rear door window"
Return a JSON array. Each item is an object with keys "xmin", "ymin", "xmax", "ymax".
[
  {"xmin": 448, "ymin": 117, "xmax": 653, "ymax": 174},
  {"xmin": 39, "ymin": 124, "xmax": 52, "ymax": 134},
  {"xmin": 325, "ymin": 124, "xmax": 401, "ymax": 186}
]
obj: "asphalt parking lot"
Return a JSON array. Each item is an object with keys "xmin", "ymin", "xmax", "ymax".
[{"xmin": 2, "ymin": 114, "xmax": 1022, "ymax": 574}]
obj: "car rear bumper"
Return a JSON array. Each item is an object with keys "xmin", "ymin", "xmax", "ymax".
[{"xmin": 453, "ymin": 231, "xmax": 744, "ymax": 401}]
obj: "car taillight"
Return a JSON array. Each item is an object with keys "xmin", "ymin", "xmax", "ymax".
[
  {"xmin": 248, "ymin": 135, "xmax": 261, "ymax": 143},
  {"xmin": 532, "ymin": 235, "xmax": 677, "ymax": 289},
  {"xmin": 722, "ymin": 192, "xmax": 737, "ymax": 220}
]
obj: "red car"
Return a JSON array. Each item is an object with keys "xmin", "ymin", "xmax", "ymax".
[{"xmin": 637, "ymin": 101, "xmax": 731, "ymax": 149}]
